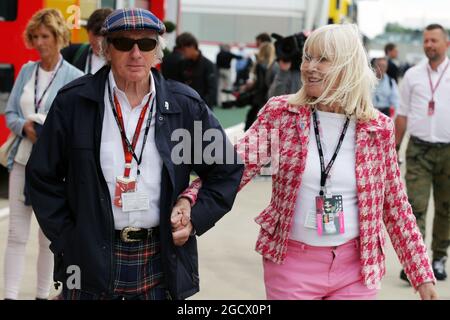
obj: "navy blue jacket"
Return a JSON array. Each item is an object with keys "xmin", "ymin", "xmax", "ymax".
[{"xmin": 26, "ymin": 66, "xmax": 244, "ymax": 299}]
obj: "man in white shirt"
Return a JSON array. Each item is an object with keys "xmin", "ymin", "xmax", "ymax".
[{"xmin": 396, "ymin": 24, "xmax": 450, "ymax": 282}]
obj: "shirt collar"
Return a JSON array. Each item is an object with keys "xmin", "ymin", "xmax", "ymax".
[
  {"xmin": 428, "ymin": 56, "xmax": 449, "ymax": 73},
  {"xmin": 108, "ymin": 70, "xmax": 156, "ymax": 108}
]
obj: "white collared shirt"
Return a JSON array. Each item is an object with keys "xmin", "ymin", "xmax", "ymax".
[
  {"xmin": 398, "ymin": 56, "xmax": 450, "ymax": 143},
  {"xmin": 16, "ymin": 62, "xmax": 57, "ymax": 165},
  {"xmin": 101, "ymin": 71, "xmax": 163, "ymax": 230},
  {"xmin": 86, "ymin": 52, "xmax": 106, "ymax": 74}
]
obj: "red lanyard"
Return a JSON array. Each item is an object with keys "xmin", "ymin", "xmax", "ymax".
[
  {"xmin": 111, "ymin": 90, "xmax": 153, "ymax": 177},
  {"xmin": 427, "ymin": 60, "xmax": 450, "ymax": 102}
]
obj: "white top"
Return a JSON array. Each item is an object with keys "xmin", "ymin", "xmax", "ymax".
[
  {"xmin": 86, "ymin": 52, "xmax": 106, "ymax": 74},
  {"xmin": 397, "ymin": 56, "xmax": 450, "ymax": 143},
  {"xmin": 101, "ymin": 71, "xmax": 163, "ymax": 230},
  {"xmin": 289, "ymin": 110, "xmax": 359, "ymax": 246},
  {"xmin": 15, "ymin": 65, "xmax": 52, "ymax": 165}
]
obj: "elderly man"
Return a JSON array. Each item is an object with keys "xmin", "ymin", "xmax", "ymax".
[{"xmin": 26, "ymin": 8, "xmax": 243, "ymax": 300}]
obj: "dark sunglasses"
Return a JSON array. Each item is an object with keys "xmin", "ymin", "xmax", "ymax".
[{"xmin": 108, "ymin": 37, "xmax": 157, "ymax": 52}]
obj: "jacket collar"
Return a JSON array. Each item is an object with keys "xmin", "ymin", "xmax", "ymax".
[
  {"xmin": 78, "ymin": 66, "xmax": 181, "ymax": 115},
  {"xmin": 356, "ymin": 115, "xmax": 388, "ymax": 133},
  {"xmin": 79, "ymin": 65, "xmax": 109, "ymax": 103},
  {"xmin": 289, "ymin": 104, "xmax": 387, "ymax": 133},
  {"xmin": 152, "ymin": 68, "xmax": 181, "ymax": 115}
]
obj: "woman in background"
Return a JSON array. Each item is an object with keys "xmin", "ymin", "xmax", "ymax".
[{"xmin": 3, "ymin": 8, "xmax": 82, "ymax": 299}]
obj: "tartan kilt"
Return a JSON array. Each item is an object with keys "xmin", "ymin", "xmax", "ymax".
[{"xmin": 60, "ymin": 228, "xmax": 167, "ymax": 300}]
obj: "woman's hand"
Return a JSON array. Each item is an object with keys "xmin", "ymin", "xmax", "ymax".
[
  {"xmin": 417, "ymin": 282, "xmax": 438, "ymax": 300},
  {"xmin": 23, "ymin": 120, "xmax": 37, "ymax": 144}
]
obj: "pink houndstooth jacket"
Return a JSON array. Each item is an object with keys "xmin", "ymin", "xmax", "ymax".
[{"xmin": 181, "ymin": 95, "xmax": 435, "ymax": 290}]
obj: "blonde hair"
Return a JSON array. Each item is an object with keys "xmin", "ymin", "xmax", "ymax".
[
  {"xmin": 288, "ymin": 24, "xmax": 378, "ymax": 121},
  {"xmin": 256, "ymin": 42, "xmax": 276, "ymax": 66},
  {"xmin": 23, "ymin": 8, "xmax": 70, "ymax": 50}
]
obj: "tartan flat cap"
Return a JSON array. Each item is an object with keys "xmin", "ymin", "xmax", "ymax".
[{"xmin": 102, "ymin": 8, "xmax": 165, "ymax": 35}]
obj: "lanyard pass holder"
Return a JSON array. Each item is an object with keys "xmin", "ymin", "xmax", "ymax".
[
  {"xmin": 428, "ymin": 100, "xmax": 435, "ymax": 116},
  {"xmin": 113, "ymin": 163, "xmax": 136, "ymax": 208}
]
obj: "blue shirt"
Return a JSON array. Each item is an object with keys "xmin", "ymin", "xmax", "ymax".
[{"xmin": 372, "ymin": 75, "xmax": 400, "ymax": 110}]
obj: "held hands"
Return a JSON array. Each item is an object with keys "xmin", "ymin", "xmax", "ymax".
[
  {"xmin": 23, "ymin": 120, "xmax": 37, "ymax": 144},
  {"xmin": 418, "ymin": 283, "xmax": 438, "ymax": 300},
  {"xmin": 170, "ymin": 197, "xmax": 193, "ymax": 246}
]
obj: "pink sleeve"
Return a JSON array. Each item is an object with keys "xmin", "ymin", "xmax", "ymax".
[{"xmin": 382, "ymin": 120, "xmax": 436, "ymax": 290}]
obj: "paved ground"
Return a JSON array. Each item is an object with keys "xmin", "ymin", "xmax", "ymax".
[
  {"xmin": 0, "ymin": 121, "xmax": 448, "ymax": 300},
  {"xmin": 0, "ymin": 175, "xmax": 448, "ymax": 300}
]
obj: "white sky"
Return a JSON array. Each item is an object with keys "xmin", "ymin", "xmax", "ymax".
[{"xmin": 358, "ymin": 0, "xmax": 450, "ymax": 38}]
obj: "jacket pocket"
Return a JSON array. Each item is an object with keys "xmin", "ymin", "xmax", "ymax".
[
  {"xmin": 176, "ymin": 246, "xmax": 199, "ymax": 293},
  {"xmin": 51, "ymin": 227, "xmax": 75, "ymax": 282},
  {"xmin": 378, "ymin": 232, "xmax": 386, "ymax": 259},
  {"xmin": 255, "ymin": 205, "xmax": 280, "ymax": 235}
]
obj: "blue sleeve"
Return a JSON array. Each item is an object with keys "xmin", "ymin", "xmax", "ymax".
[
  {"xmin": 5, "ymin": 63, "xmax": 33, "ymax": 137},
  {"xmin": 390, "ymin": 79, "xmax": 400, "ymax": 109}
]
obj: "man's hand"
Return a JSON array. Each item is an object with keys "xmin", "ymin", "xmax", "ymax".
[
  {"xmin": 417, "ymin": 283, "xmax": 438, "ymax": 300},
  {"xmin": 23, "ymin": 120, "xmax": 37, "ymax": 144},
  {"xmin": 172, "ymin": 221, "xmax": 194, "ymax": 247},
  {"xmin": 171, "ymin": 197, "xmax": 193, "ymax": 246}
]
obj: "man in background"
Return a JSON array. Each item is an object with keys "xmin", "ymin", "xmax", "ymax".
[
  {"xmin": 371, "ymin": 57, "xmax": 399, "ymax": 117},
  {"xmin": 385, "ymin": 42, "xmax": 400, "ymax": 83},
  {"xmin": 62, "ymin": 8, "xmax": 113, "ymax": 74},
  {"xmin": 177, "ymin": 32, "xmax": 217, "ymax": 109},
  {"xmin": 396, "ymin": 24, "xmax": 450, "ymax": 283}
]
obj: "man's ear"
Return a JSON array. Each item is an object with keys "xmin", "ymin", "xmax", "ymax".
[{"xmin": 104, "ymin": 45, "xmax": 111, "ymax": 62}]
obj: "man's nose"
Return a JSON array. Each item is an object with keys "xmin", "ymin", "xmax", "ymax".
[{"xmin": 130, "ymin": 43, "xmax": 142, "ymax": 57}]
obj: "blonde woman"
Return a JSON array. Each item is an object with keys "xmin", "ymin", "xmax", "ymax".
[
  {"xmin": 177, "ymin": 24, "xmax": 438, "ymax": 299},
  {"xmin": 4, "ymin": 9, "xmax": 82, "ymax": 299}
]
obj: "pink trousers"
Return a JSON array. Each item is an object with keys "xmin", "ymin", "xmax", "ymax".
[{"xmin": 263, "ymin": 238, "xmax": 379, "ymax": 300}]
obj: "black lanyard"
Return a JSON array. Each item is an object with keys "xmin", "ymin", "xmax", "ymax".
[
  {"xmin": 86, "ymin": 47, "xmax": 92, "ymax": 74},
  {"xmin": 106, "ymin": 77, "xmax": 154, "ymax": 176},
  {"xmin": 34, "ymin": 59, "xmax": 63, "ymax": 113},
  {"xmin": 312, "ymin": 109, "xmax": 350, "ymax": 196}
]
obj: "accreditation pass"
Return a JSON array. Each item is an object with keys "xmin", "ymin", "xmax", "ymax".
[{"xmin": 121, "ymin": 192, "xmax": 150, "ymax": 212}]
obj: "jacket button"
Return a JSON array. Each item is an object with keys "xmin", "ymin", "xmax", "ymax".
[
  {"xmin": 158, "ymin": 116, "xmax": 164, "ymax": 121},
  {"xmin": 102, "ymin": 246, "xmax": 106, "ymax": 250}
]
